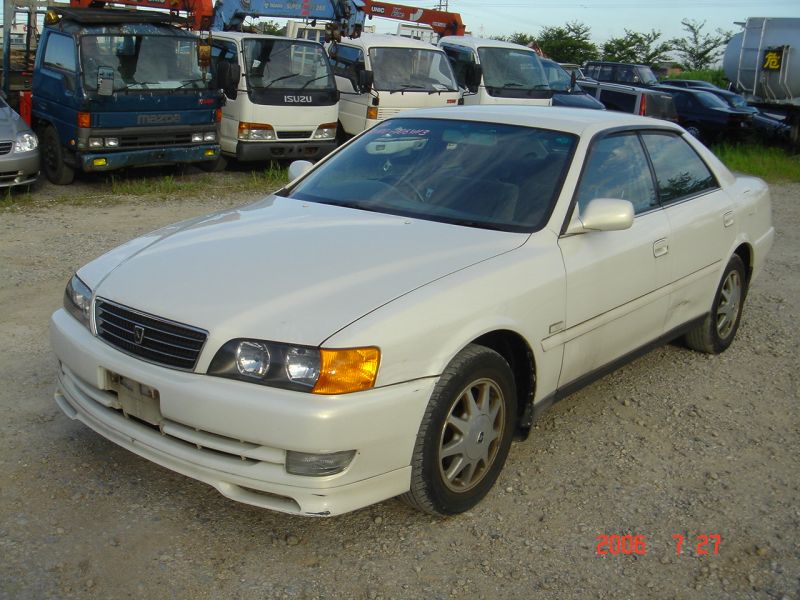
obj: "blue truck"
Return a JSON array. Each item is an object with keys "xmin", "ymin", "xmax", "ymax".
[{"xmin": 32, "ymin": 7, "xmax": 224, "ymax": 184}]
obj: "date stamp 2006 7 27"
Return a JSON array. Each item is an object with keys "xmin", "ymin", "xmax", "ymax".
[{"xmin": 595, "ymin": 534, "xmax": 721, "ymax": 556}]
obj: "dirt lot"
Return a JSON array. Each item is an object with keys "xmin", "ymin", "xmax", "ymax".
[{"xmin": 1, "ymin": 175, "xmax": 798, "ymax": 599}]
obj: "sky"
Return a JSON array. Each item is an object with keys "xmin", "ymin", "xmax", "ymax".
[{"xmin": 367, "ymin": 0, "xmax": 800, "ymax": 45}]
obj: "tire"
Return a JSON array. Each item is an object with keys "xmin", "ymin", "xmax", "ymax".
[
  {"xmin": 401, "ymin": 344, "xmax": 517, "ymax": 516},
  {"xmin": 40, "ymin": 126, "xmax": 75, "ymax": 185},
  {"xmin": 335, "ymin": 121, "xmax": 350, "ymax": 146},
  {"xmin": 685, "ymin": 124, "xmax": 703, "ymax": 143},
  {"xmin": 685, "ymin": 255, "xmax": 747, "ymax": 354},
  {"xmin": 198, "ymin": 155, "xmax": 228, "ymax": 173}
]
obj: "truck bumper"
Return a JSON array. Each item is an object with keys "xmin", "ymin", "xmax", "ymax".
[
  {"xmin": 235, "ymin": 140, "xmax": 336, "ymax": 162},
  {"xmin": 80, "ymin": 145, "xmax": 220, "ymax": 172}
]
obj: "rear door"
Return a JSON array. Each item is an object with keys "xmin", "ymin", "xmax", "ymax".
[{"xmin": 640, "ymin": 132, "xmax": 737, "ymax": 331}]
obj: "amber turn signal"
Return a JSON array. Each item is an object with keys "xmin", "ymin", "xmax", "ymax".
[{"xmin": 312, "ymin": 347, "xmax": 380, "ymax": 395}]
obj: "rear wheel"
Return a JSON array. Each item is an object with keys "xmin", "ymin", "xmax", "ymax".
[
  {"xmin": 684, "ymin": 123, "xmax": 703, "ymax": 143},
  {"xmin": 40, "ymin": 126, "xmax": 75, "ymax": 185},
  {"xmin": 685, "ymin": 255, "xmax": 747, "ymax": 354},
  {"xmin": 401, "ymin": 344, "xmax": 516, "ymax": 516}
]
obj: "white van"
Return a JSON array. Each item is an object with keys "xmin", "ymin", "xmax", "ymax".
[
  {"xmin": 328, "ymin": 34, "xmax": 461, "ymax": 138},
  {"xmin": 439, "ymin": 36, "xmax": 553, "ymax": 107},
  {"xmin": 210, "ymin": 32, "xmax": 339, "ymax": 166}
]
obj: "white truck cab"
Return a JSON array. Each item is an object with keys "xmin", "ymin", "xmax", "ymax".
[
  {"xmin": 328, "ymin": 34, "xmax": 461, "ymax": 138},
  {"xmin": 210, "ymin": 32, "xmax": 339, "ymax": 164},
  {"xmin": 439, "ymin": 36, "xmax": 553, "ymax": 107}
]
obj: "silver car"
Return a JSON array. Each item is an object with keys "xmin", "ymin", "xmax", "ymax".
[{"xmin": 0, "ymin": 95, "xmax": 39, "ymax": 189}]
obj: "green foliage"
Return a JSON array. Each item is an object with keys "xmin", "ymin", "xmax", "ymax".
[
  {"xmin": 713, "ymin": 143, "xmax": 800, "ymax": 183},
  {"xmin": 535, "ymin": 22, "xmax": 599, "ymax": 64},
  {"xmin": 602, "ymin": 29, "xmax": 672, "ymax": 66},
  {"xmin": 671, "ymin": 20, "xmax": 732, "ymax": 71},
  {"xmin": 503, "ymin": 32, "xmax": 536, "ymax": 47},
  {"xmin": 662, "ymin": 69, "xmax": 728, "ymax": 87},
  {"xmin": 257, "ymin": 20, "xmax": 286, "ymax": 36}
]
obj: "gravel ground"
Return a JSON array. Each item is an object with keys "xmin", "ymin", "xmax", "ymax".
[{"xmin": 0, "ymin": 176, "xmax": 798, "ymax": 599}]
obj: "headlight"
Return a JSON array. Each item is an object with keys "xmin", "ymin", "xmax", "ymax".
[
  {"xmin": 14, "ymin": 132, "xmax": 38, "ymax": 153},
  {"xmin": 64, "ymin": 275, "xmax": 92, "ymax": 329},
  {"xmin": 203, "ymin": 132, "xmax": 216, "ymax": 142},
  {"xmin": 238, "ymin": 122, "xmax": 276, "ymax": 141},
  {"xmin": 208, "ymin": 339, "xmax": 379, "ymax": 394},
  {"xmin": 88, "ymin": 137, "xmax": 104, "ymax": 148},
  {"xmin": 191, "ymin": 132, "xmax": 204, "ymax": 142},
  {"xmin": 312, "ymin": 123, "xmax": 337, "ymax": 140}
]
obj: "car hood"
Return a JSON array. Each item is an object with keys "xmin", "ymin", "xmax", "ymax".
[
  {"xmin": 0, "ymin": 103, "xmax": 29, "ymax": 136},
  {"xmin": 88, "ymin": 195, "xmax": 527, "ymax": 346}
]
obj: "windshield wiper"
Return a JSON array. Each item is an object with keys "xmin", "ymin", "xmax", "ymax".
[
  {"xmin": 299, "ymin": 74, "xmax": 331, "ymax": 89},
  {"xmin": 177, "ymin": 78, "xmax": 206, "ymax": 89},
  {"xmin": 389, "ymin": 84, "xmax": 425, "ymax": 94},
  {"xmin": 447, "ymin": 218, "xmax": 509, "ymax": 231},
  {"xmin": 264, "ymin": 73, "xmax": 302, "ymax": 88}
]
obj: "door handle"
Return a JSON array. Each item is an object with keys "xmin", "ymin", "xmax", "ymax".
[
  {"xmin": 723, "ymin": 210, "xmax": 735, "ymax": 228},
  {"xmin": 653, "ymin": 238, "xmax": 669, "ymax": 258}
]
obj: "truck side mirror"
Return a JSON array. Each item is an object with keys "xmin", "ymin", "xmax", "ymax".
[
  {"xmin": 97, "ymin": 66, "xmax": 114, "ymax": 96},
  {"xmin": 357, "ymin": 69, "xmax": 373, "ymax": 93},
  {"xmin": 465, "ymin": 63, "xmax": 482, "ymax": 92},
  {"xmin": 216, "ymin": 61, "xmax": 240, "ymax": 100}
]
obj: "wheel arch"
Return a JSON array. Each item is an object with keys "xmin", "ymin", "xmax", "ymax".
[
  {"xmin": 733, "ymin": 242, "xmax": 753, "ymax": 286},
  {"xmin": 471, "ymin": 329, "xmax": 536, "ymax": 440}
]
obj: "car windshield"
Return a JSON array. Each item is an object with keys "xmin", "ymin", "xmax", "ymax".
[
  {"xmin": 368, "ymin": 47, "xmax": 458, "ymax": 92},
  {"xmin": 635, "ymin": 66, "xmax": 658, "ymax": 85},
  {"xmin": 288, "ymin": 118, "xmax": 578, "ymax": 233},
  {"xmin": 541, "ymin": 60, "xmax": 572, "ymax": 92},
  {"xmin": 696, "ymin": 91, "xmax": 731, "ymax": 109},
  {"xmin": 243, "ymin": 38, "xmax": 334, "ymax": 91},
  {"xmin": 726, "ymin": 94, "xmax": 749, "ymax": 109},
  {"xmin": 477, "ymin": 47, "xmax": 549, "ymax": 94},
  {"xmin": 80, "ymin": 34, "xmax": 206, "ymax": 91}
]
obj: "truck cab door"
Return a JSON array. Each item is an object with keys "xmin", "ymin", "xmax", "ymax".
[{"xmin": 32, "ymin": 31, "xmax": 78, "ymax": 143}]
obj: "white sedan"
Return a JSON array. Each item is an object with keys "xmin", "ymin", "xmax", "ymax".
[{"xmin": 51, "ymin": 106, "xmax": 774, "ymax": 517}]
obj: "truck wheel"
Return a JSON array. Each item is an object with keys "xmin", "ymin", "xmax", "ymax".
[
  {"xmin": 400, "ymin": 344, "xmax": 516, "ymax": 515},
  {"xmin": 41, "ymin": 127, "xmax": 75, "ymax": 185}
]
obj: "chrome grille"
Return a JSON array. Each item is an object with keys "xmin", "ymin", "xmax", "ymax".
[
  {"xmin": 118, "ymin": 132, "xmax": 194, "ymax": 148},
  {"xmin": 276, "ymin": 130, "xmax": 312, "ymax": 140},
  {"xmin": 0, "ymin": 141, "xmax": 13, "ymax": 155},
  {"xmin": 95, "ymin": 298, "xmax": 207, "ymax": 371}
]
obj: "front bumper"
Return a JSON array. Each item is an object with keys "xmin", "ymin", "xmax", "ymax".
[
  {"xmin": 235, "ymin": 140, "xmax": 336, "ymax": 162},
  {"xmin": 50, "ymin": 308, "xmax": 435, "ymax": 516},
  {"xmin": 0, "ymin": 150, "xmax": 39, "ymax": 188},
  {"xmin": 79, "ymin": 144, "xmax": 220, "ymax": 172}
]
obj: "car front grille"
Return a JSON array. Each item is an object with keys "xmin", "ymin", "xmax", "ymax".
[
  {"xmin": 276, "ymin": 130, "xmax": 312, "ymax": 140},
  {"xmin": 0, "ymin": 141, "xmax": 13, "ymax": 155},
  {"xmin": 95, "ymin": 298, "xmax": 207, "ymax": 371},
  {"xmin": 117, "ymin": 132, "xmax": 196, "ymax": 148}
]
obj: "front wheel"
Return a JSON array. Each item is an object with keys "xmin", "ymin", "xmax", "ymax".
[
  {"xmin": 198, "ymin": 155, "xmax": 228, "ymax": 173},
  {"xmin": 40, "ymin": 126, "xmax": 75, "ymax": 185},
  {"xmin": 401, "ymin": 344, "xmax": 517, "ymax": 516},
  {"xmin": 685, "ymin": 255, "xmax": 747, "ymax": 354}
]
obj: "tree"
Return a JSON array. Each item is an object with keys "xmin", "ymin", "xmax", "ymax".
[
  {"xmin": 671, "ymin": 19, "xmax": 732, "ymax": 70},
  {"xmin": 503, "ymin": 32, "xmax": 536, "ymax": 47},
  {"xmin": 602, "ymin": 29, "xmax": 672, "ymax": 66},
  {"xmin": 535, "ymin": 21, "xmax": 599, "ymax": 64},
  {"xmin": 257, "ymin": 20, "xmax": 285, "ymax": 36}
]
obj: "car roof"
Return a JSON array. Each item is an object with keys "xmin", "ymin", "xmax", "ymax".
[
  {"xmin": 338, "ymin": 33, "xmax": 442, "ymax": 50},
  {"xmin": 392, "ymin": 105, "xmax": 683, "ymax": 137},
  {"xmin": 439, "ymin": 35, "xmax": 538, "ymax": 53},
  {"xmin": 212, "ymin": 31, "xmax": 321, "ymax": 44}
]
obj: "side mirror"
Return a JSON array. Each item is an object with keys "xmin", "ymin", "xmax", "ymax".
[
  {"xmin": 97, "ymin": 66, "xmax": 114, "ymax": 96},
  {"xmin": 216, "ymin": 61, "xmax": 240, "ymax": 100},
  {"xmin": 566, "ymin": 198, "xmax": 634, "ymax": 234},
  {"xmin": 465, "ymin": 63, "xmax": 482, "ymax": 92},
  {"xmin": 288, "ymin": 160, "xmax": 314, "ymax": 181},
  {"xmin": 356, "ymin": 68, "xmax": 373, "ymax": 93}
]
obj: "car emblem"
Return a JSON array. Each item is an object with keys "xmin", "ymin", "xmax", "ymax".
[{"xmin": 134, "ymin": 325, "xmax": 145, "ymax": 345}]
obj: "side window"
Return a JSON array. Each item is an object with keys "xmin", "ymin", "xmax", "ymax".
[
  {"xmin": 210, "ymin": 40, "xmax": 238, "ymax": 77},
  {"xmin": 44, "ymin": 33, "xmax": 76, "ymax": 72},
  {"xmin": 598, "ymin": 65, "xmax": 614, "ymax": 82},
  {"xmin": 332, "ymin": 45, "xmax": 363, "ymax": 88},
  {"xmin": 598, "ymin": 88, "xmax": 636, "ymax": 113},
  {"xmin": 641, "ymin": 132, "xmax": 718, "ymax": 205},
  {"xmin": 575, "ymin": 133, "xmax": 658, "ymax": 215},
  {"xmin": 441, "ymin": 45, "xmax": 474, "ymax": 90}
]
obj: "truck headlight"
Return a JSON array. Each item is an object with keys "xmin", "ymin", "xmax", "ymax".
[
  {"xmin": 203, "ymin": 132, "xmax": 216, "ymax": 142},
  {"xmin": 208, "ymin": 339, "xmax": 379, "ymax": 394},
  {"xmin": 64, "ymin": 274, "xmax": 92, "ymax": 329},
  {"xmin": 312, "ymin": 123, "xmax": 337, "ymax": 140},
  {"xmin": 14, "ymin": 132, "xmax": 38, "ymax": 153},
  {"xmin": 89, "ymin": 137, "xmax": 104, "ymax": 148}
]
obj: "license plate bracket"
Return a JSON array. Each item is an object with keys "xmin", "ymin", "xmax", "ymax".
[{"xmin": 105, "ymin": 371, "xmax": 163, "ymax": 426}]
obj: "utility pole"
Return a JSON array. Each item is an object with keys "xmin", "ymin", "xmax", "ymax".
[{"xmin": 435, "ymin": 1, "xmax": 449, "ymax": 11}]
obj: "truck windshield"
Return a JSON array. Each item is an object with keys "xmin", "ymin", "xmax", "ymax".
[
  {"xmin": 368, "ymin": 47, "xmax": 458, "ymax": 93},
  {"xmin": 477, "ymin": 47, "xmax": 549, "ymax": 97},
  {"xmin": 81, "ymin": 35, "xmax": 206, "ymax": 92},
  {"xmin": 242, "ymin": 39, "xmax": 334, "ymax": 91}
]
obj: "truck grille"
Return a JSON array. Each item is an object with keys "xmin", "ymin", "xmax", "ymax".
[
  {"xmin": 95, "ymin": 298, "xmax": 207, "ymax": 371},
  {"xmin": 276, "ymin": 130, "xmax": 312, "ymax": 140},
  {"xmin": 0, "ymin": 141, "xmax": 13, "ymax": 155},
  {"xmin": 117, "ymin": 132, "xmax": 196, "ymax": 149}
]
